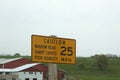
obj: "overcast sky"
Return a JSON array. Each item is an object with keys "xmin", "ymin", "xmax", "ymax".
[{"xmin": 0, "ymin": 0, "xmax": 120, "ymax": 57}]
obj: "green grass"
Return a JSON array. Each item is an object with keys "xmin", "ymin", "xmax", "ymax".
[{"xmin": 58, "ymin": 57, "xmax": 120, "ymax": 80}]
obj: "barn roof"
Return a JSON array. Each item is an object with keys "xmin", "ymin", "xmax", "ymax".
[
  {"xmin": 0, "ymin": 63, "xmax": 39, "ymax": 72},
  {"xmin": 13, "ymin": 63, "xmax": 39, "ymax": 71},
  {"xmin": 0, "ymin": 69, "xmax": 12, "ymax": 72},
  {"xmin": 0, "ymin": 57, "xmax": 23, "ymax": 64}
]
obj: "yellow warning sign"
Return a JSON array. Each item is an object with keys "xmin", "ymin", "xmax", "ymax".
[{"xmin": 31, "ymin": 35, "xmax": 76, "ymax": 64}]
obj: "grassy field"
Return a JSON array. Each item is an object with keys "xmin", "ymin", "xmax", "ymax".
[{"xmin": 58, "ymin": 57, "xmax": 120, "ymax": 80}]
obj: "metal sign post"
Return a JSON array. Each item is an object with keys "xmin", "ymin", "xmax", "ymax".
[{"xmin": 48, "ymin": 63, "xmax": 57, "ymax": 80}]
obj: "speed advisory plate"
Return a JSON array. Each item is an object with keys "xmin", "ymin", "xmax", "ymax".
[{"xmin": 31, "ymin": 35, "xmax": 76, "ymax": 64}]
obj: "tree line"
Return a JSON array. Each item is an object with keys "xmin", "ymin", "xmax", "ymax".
[{"xmin": 0, "ymin": 53, "xmax": 30, "ymax": 59}]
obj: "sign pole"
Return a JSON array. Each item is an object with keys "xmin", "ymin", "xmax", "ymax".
[
  {"xmin": 48, "ymin": 35, "xmax": 57, "ymax": 80},
  {"xmin": 48, "ymin": 63, "xmax": 57, "ymax": 80}
]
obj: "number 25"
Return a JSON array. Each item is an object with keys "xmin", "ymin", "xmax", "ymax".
[{"xmin": 61, "ymin": 46, "xmax": 73, "ymax": 56}]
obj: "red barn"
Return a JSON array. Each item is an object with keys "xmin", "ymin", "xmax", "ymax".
[
  {"xmin": 0, "ymin": 57, "xmax": 32, "ymax": 68},
  {"xmin": 0, "ymin": 57, "xmax": 65, "ymax": 80}
]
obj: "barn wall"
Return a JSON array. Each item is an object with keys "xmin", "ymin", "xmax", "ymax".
[{"xmin": 18, "ymin": 72, "xmax": 43, "ymax": 80}]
